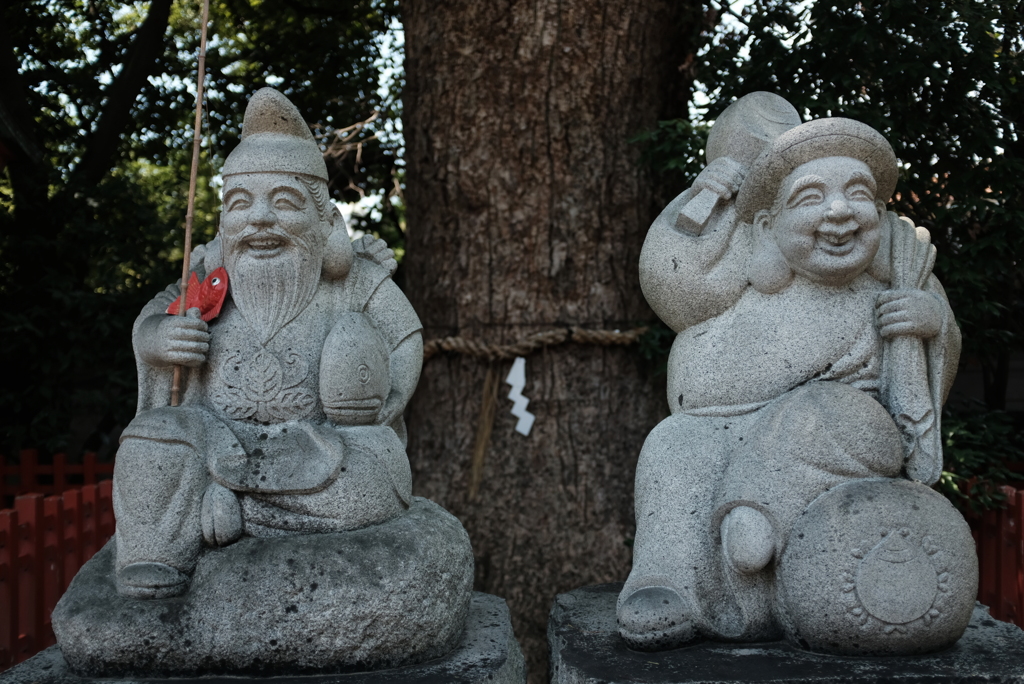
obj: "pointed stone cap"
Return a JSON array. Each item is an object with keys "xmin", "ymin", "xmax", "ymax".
[
  {"xmin": 222, "ymin": 88, "xmax": 328, "ymax": 180},
  {"xmin": 735, "ymin": 117, "xmax": 897, "ymax": 223}
]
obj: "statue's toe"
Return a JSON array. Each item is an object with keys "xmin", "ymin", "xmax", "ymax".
[
  {"xmin": 617, "ymin": 586, "xmax": 697, "ymax": 651},
  {"xmin": 722, "ymin": 506, "xmax": 775, "ymax": 574},
  {"xmin": 116, "ymin": 562, "xmax": 188, "ymax": 599},
  {"xmin": 201, "ymin": 482, "xmax": 243, "ymax": 547}
]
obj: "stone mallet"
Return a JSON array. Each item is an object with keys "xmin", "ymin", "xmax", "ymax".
[{"xmin": 677, "ymin": 92, "xmax": 802, "ymax": 236}]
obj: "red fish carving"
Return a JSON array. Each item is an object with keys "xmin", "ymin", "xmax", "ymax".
[{"xmin": 167, "ymin": 267, "xmax": 229, "ymax": 322}]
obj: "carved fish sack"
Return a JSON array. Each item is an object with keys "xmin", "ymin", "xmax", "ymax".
[{"xmin": 320, "ymin": 312, "xmax": 391, "ymax": 426}]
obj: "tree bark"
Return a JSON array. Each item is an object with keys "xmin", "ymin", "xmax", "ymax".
[{"xmin": 402, "ymin": 2, "xmax": 699, "ymax": 680}]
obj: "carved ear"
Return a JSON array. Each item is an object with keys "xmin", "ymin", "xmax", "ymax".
[
  {"xmin": 866, "ymin": 203, "xmax": 892, "ymax": 283},
  {"xmin": 747, "ymin": 211, "xmax": 793, "ymax": 294},
  {"xmin": 203, "ymin": 236, "xmax": 224, "ymax": 273},
  {"xmin": 322, "ymin": 207, "xmax": 354, "ymax": 281}
]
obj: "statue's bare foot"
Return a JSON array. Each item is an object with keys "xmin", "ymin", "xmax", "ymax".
[
  {"xmin": 116, "ymin": 562, "xmax": 188, "ymax": 599},
  {"xmin": 617, "ymin": 585, "xmax": 697, "ymax": 651},
  {"xmin": 722, "ymin": 506, "xmax": 775, "ymax": 574}
]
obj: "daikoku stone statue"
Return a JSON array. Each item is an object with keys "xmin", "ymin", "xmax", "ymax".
[
  {"xmin": 45, "ymin": 89, "xmax": 513, "ymax": 679},
  {"xmin": 618, "ymin": 92, "xmax": 978, "ymax": 656}
]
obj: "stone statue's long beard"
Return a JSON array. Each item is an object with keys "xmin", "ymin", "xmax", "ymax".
[{"xmin": 225, "ymin": 234, "xmax": 323, "ymax": 345}]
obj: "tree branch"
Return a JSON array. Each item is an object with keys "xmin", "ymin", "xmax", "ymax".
[
  {"xmin": 0, "ymin": 23, "xmax": 45, "ymax": 170},
  {"xmin": 65, "ymin": 0, "xmax": 173, "ymax": 192},
  {"xmin": 709, "ymin": 0, "xmax": 750, "ymax": 29}
]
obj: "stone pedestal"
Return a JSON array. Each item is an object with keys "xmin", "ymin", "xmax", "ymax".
[
  {"xmin": 549, "ymin": 584, "xmax": 1024, "ymax": 684},
  {"xmin": 1, "ymin": 593, "xmax": 525, "ymax": 684}
]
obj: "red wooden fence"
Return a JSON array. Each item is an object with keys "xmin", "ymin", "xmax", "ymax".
[
  {"xmin": 972, "ymin": 484, "xmax": 1024, "ymax": 625},
  {"xmin": 0, "ymin": 450, "xmax": 114, "ymax": 508},
  {"xmin": 0, "ymin": 482, "xmax": 115, "ymax": 670}
]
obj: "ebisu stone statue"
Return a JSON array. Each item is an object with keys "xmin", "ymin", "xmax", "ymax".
[
  {"xmin": 44, "ymin": 89, "xmax": 523, "ymax": 681},
  {"xmin": 619, "ymin": 92, "xmax": 977, "ymax": 656}
]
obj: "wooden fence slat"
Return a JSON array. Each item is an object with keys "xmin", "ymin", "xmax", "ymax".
[
  {"xmin": 80, "ymin": 485, "xmax": 98, "ymax": 564},
  {"xmin": 18, "ymin": 451, "xmax": 37, "ymax": 496},
  {"xmin": 0, "ymin": 458, "xmax": 8, "ymax": 506},
  {"xmin": 1000, "ymin": 486, "xmax": 1020, "ymax": 625},
  {"xmin": 41, "ymin": 495, "xmax": 63, "ymax": 649},
  {"xmin": 980, "ymin": 507, "xmax": 1001, "ymax": 617},
  {"xmin": 53, "ymin": 454, "xmax": 66, "ymax": 496},
  {"xmin": 14, "ymin": 494, "xmax": 43, "ymax": 664},
  {"xmin": 97, "ymin": 480, "xmax": 114, "ymax": 541},
  {"xmin": 61, "ymin": 489, "xmax": 81, "ymax": 593},
  {"xmin": 0, "ymin": 509, "xmax": 16, "ymax": 670},
  {"xmin": 33, "ymin": 454, "xmax": 53, "ymax": 496},
  {"xmin": 83, "ymin": 452, "xmax": 97, "ymax": 486}
]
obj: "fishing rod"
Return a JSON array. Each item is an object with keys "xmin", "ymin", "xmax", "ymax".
[{"xmin": 171, "ymin": 0, "xmax": 212, "ymax": 407}]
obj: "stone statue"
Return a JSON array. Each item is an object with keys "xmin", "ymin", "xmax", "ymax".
[
  {"xmin": 619, "ymin": 92, "xmax": 978, "ymax": 656},
  {"xmin": 116, "ymin": 88, "xmax": 422, "ymax": 593},
  {"xmin": 49, "ymin": 89, "xmax": 489, "ymax": 678}
]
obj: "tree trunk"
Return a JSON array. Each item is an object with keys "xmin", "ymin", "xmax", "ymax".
[{"xmin": 402, "ymin": 2, "xmax": 699, "ymax": 680}]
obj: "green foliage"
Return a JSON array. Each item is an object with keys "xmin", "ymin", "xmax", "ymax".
[
  {"xmin": 939, "ymin": 406, "xmax": 1022, "ymax": 513},
  {"xmin": 0, "ymin": 0, "xmax": 401, "ymax": 454},
  {"xmin": 635, "ymin": 320, "xmax": 676, "ymax": 378},
  {"xmin": 631, "ymin": 118, "xmax": 710, "ymax": 191}
]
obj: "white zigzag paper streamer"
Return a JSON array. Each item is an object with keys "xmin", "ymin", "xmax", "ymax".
[{"xmin": 505, "ymin": 356, "xmax": 535, "ymax": 436}]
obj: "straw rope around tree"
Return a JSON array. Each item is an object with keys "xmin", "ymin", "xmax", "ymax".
[{"xmin": 422, "ymin": 325, "xmax": 649, "ymax": 362}]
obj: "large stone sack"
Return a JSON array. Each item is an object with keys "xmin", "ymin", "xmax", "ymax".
[{"xmin": 777, "ymin": 478, "xmax": 978, "ymax": 655}]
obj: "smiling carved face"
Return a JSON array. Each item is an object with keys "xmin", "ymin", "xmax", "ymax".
[
  {"xmin": 763, "ymin": 156, "xmax": 883, "ymax": 287},
  {"xmin": 221, "ymin": 173, "xmax": 324, "ymax": 257},
  {"xmin": 220, "ymin": 173, "xmax": 327, "ymax": 344}
]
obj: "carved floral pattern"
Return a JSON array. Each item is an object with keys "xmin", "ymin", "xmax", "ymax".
[{"xmin": 212, "ymin": 348, "xmax": 315, "ymax": 423}]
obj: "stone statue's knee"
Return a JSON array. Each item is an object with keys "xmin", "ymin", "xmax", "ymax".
[
  {"xmin": 113, "ymin": 411, "xmax": 212, "ymax": 561},
  {"xmin": 114, "ymin": 407, "xmax": 212, "ymax": 510},
  {"xmin": 639, "ymin": 414, "xmax": 731, "ymax": 474},
  {"xmin": 756, "ymin": 382, "xmax": 902, "ymax": 477},
  {"xmin": 114, "ymin": 438, "xmax": 202, "ymax": 523}
]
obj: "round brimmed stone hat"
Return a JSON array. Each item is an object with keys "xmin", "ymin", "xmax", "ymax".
[
  {"xmin": 735, "ymin": 117, "xmax": 897, "ymax": 224},
  {"xmin": 222, "ymin": 87, "xmax": 328, "ymax": 180}
]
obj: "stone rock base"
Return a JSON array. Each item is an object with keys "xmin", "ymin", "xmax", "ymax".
[
  {"xmin": 52, "ymin": 498, "xmax": 474, "ymax": 676},
  {"xmin": 2, "ymin": 593, "xmax": 525, "ymax": 684},
  {"xmin": 549, "ymin": 584, "xmax": 1024, "ymax": 684}
]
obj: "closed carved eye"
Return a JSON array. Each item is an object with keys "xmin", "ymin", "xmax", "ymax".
[
  {"xmin": 789, "ymin": 188, "xmax": 823, "ymax": 208},
  {"xmin": 847, "ymin": 185, "xmax": 874, "ymax": 201}
]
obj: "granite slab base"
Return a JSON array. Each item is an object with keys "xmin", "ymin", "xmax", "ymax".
[
  {"xmin": 1, "ymin": 593, "xmax": 525, "ymax": 684},
  {"xmin": 549, "ymin": 584, "xmax": 1024, "ymax": 684}
]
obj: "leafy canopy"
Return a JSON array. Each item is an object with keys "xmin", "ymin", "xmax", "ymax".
[{"xmin": 0, "ymin": 0, "xmax": 401, "ymax": 454}]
